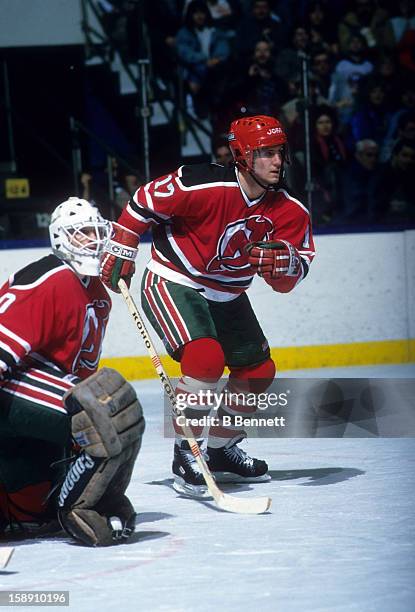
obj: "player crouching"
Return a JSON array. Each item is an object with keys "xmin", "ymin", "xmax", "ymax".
[{"xmin": 0, "ymin": 198, "xmax": 144, "ymax": 545}]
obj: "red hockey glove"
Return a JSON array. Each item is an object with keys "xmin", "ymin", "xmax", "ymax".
[
  {"xmin": 246, "ymin": 239, "xmax": 303, "ymax": 293},
  {"xmin": 101, "ymin": 222, "xmax": 139, "ymax": 293}
]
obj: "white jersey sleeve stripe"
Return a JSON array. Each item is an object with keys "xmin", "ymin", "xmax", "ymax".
[
  {"xmin": 130, "ymin": 196, "xmax": 171, "ymax": 220},
  {"xmin": 0, "ymin": 323, "xmax": 31, "ymax": 352},
  {"xmin": 125, "ymin": 204, "xmax": 157, "ymax": 225},
  {"xmin": 277, "ymin": 189, "xmax": 310, "ymax": 215},
  {"xmin": 144, "ymin": 181, "xmax": 155, "ymax": 211},
  {"xmin": 175, "ymin": 176, "xmax": 239, "ymax": 192},
  {"xmin": 0, "ymin": 340, "xmax": 20, "ymax": 363}
]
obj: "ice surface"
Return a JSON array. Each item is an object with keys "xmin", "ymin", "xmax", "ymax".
[{"xmin": 1, "ymin": 365, "xmax": 414, "ymax": 612}]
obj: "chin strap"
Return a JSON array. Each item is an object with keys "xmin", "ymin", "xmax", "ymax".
[
  {"xmin": 235, "ymin": 162, "xmax": 285, "ymax": 193},
  {"xmin": 249, "ymin": 169, "xmax": 279, "ymax": 192}
]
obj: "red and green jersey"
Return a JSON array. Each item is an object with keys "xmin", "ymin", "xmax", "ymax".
[
  {"xmin": 0, "ymin": 255, "xmax": 111, "ymax": 379},
  {"xmin": 118, "ymin": 163, "xmax": 315, "ymax": 301}
]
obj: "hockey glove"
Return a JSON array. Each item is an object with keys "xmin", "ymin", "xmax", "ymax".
[
  {"xmin": 101, "ymin": 222, "xmax": 139, "ymax": 293},
  {"xmin": 246, "ymin": 239, "xmax": 303, "ymax": 293}
]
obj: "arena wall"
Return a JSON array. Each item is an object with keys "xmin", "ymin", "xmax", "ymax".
[{"xmin": 1, "ymin": 230, "xmax": 414, "ymax": 379}]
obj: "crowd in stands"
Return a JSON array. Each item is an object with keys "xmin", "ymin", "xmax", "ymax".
[{"xmin": 99, "ymin": 0, "xmax": 415, "ymax": 228}]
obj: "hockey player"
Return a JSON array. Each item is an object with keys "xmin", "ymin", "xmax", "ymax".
[
  {"xmin": 102, "ymin": 115, "xmax": 315, "ymax": 497},
  {"xmin": 0, "ymin": 198, "xmax": 145, "ymax": 546}
]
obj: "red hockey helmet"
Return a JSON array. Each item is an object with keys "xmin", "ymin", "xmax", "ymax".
[{"xmin": 228, "ymin": 115, "xmax": 287, "ymax": 172}]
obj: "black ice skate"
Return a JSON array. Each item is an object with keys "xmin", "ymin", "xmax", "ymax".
[
  {"xmin": 172, "ymin": 440, "xmax": 211, "ymax": 499},
  {"xmin": 207, "ymin": 436, "xmax": 271, "ymax": 483}
]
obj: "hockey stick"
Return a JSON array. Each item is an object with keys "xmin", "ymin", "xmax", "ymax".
[
  {"xmin": 0, "ymin": 547, "xmax": 14, "ymax": 569},
  {"xmin": 118, "ymin": 279, "xmax": 272, "ymax": 514}
]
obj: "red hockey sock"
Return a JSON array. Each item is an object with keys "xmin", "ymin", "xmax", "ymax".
[
  {"xmin": 173, "ymin": 339, "xmax": 225, "ymax": 440},
  {"xmin": 229, "ymin": 358, "xmax": 276, "ymax": 393},
  {"xmin": 0, "ymin": 481, "xmax": 52, "ymax": 523}
]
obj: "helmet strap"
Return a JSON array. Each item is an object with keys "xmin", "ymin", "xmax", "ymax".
[
  {"xmin": 237, "ymin": 160, "xmax": 284, "ymax": 192},
  {"xmin": 249, "ymin": 168, "xmax": 272, "ymax": 191}
]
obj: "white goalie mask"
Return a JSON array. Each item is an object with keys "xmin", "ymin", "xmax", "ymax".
[{"xmin": 49, "ymin": 197, "xmax": 111, "ymax": 276}]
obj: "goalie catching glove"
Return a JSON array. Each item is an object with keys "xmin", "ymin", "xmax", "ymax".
[
  {"xmin": 246, "ymin": 239, "xmax": 303, "ymax": 293},
  {"xmin": 57, "ymin": 368, "xmax": 145, "ymax": 547},
  {"xmin": 101, "ymin": 222, "xmax": 139, "ymax": 292}
]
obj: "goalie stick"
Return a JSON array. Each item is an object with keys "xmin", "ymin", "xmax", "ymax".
[
  {"xmin": 118, "ymin": 279, "xmax": 272, "ymax": 515},
  {"xmin": 0, "ymin": 547, "xmax": 14, "ymax": 569}
]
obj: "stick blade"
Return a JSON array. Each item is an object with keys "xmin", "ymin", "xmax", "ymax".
[
  {"xmin": 216, "ymin": 493, "xmax": 272, "ymax": 515},
  {"xmin": 0, "ymin": 547, "xmax": 14, "ymax": 569}
]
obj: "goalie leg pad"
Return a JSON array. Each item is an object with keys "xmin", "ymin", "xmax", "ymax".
[
  {"xmin": 58, "ymin": 368, "xmax": 145, "ymax": 546},
  {"xmin": 60, "ymin": 508, "xmax": 115, "ymax": 547},
  {"xmin": 59, "ymin": 495, "xmax": 137, "ymax": 547},
  {"xmin": 64, "ymin": 367, "xmax": 144, "ymax": 458},
  {"xmin": 60, "ymin": 493, "xmax": 136, "ymax": 547},
  {"xmin": 58, "ymin": 444, "xmax": 142, "ymax": 546}
]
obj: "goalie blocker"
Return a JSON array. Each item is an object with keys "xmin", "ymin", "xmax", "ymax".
[{"xmin": 58, "ymin": 368, "xmax": 145, "ymax": 547}]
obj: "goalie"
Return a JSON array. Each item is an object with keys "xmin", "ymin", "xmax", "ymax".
[
  {"xmin": 0, "ymin": 198, "xmax": 144, "ymax": 546},
  {"xmin": 101, "ymin": 115, "xmax": 315, "ymax": 498}
]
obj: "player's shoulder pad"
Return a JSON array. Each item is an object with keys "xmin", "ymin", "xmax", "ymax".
[
  {"xmin": 179, "ymin": 163, "xmax": 237, "ymax": 188},
  {"xmin": 11, "ymin": 255, "xmax": 66, "ymax": 287}
]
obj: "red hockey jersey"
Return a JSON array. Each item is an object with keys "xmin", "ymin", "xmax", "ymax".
[
  {"xmin": 118, "ymin": 163, "xmax": 315, "ymax": 301},
  {"xmin": 0, "ymin": 255, "xmax": 111, "ymax": 380}
]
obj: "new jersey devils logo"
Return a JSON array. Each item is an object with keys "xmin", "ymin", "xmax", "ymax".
[
  {"xmin": 207, "ymin": 216, "xmax": 273, "ymax": 272},
  {"xmin": 73, "ymin": 300, "xmax": 110, "ymax": 373}
]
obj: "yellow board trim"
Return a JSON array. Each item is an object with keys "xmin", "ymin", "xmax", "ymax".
[{"xmin": 99, "ymin": 338, "xmax": 415, "ymax": 380}]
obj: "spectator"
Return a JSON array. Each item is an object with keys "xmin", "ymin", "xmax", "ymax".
[
  {"xmin": 396, "ymin": 109, "xmax": 415, "ymax": 142},
  {"xmin": 337, "ymin": 139, "xmax": 380, "ymax": 223},
  {"xmin": 338, "ymin": 0, "xmax": 393, "ymax": 53},
  {"xmin": 379, "ymin": 79, "xmax": 415, "ymax": 159},
  {"xmin": 381, "ymin": 108, "xmax": 415, "ymax": 161},
  {"xmin": 397, "ymin": 27, "xmax": 415, "ymax": 74},
  {"xmin": 236, "ymin": 0, "xmax": 287, "ymax": 60},
  {"xmin": 212, "ymin": 136, "xmax": 233, "ymax": 164},
  {"xmin": 310, "ymin": 48, "xmax": 334, "ymax": 99},
  {"xmin": 230, "ymin": 39, "xmax": 289, "ymax": 116},
  {"xmin": 281, "ymin": 74, "xmax": 328, "ymax": 128},
  {"xmin": 374, "ymin": 53, "xmax": 400, "ymax": 101},
  {"xmin": 284, "ymin": 93, "xmax": 338, "ymax": 202},
  {"xmin": 309, "ymin": 105, "xmax": 348, "ymax": 224},
  {"xmin": 80, "ymin": 158, "xmax": 140, "ymax": 219},
  {"xmin": 373, "ymin": 139, "xmax": 415, "ymax": 222},
  {"xmin": 176, "ymin": 0, "xmax": 231, "ymax": 118},
  {"xmin": 329, "ymin": 34, "xmax": 374, "ymax": 124},
  {"xmin": 205, "ymin": 0, "xmax": 242, "ymax": 38},
  {"xmin": 304, "ymin": 1, "xmax": 339, "ymax": 54},
  {"xmin": 388, "ymin": 0, "xmax": 415, "ymax": 45},
  {"xmin": 275, "ymin": 25, "xmax": 310, "ymax": 82},
  {"xmin": 348, "ymin": 78, "xmax": 392, "ymax": 151}
]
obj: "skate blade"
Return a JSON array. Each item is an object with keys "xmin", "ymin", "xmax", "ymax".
[
  {"xmin": 212, "ymin": 472, "xmax": 272, "ymax": 484},
  {"xmin": 173, "ymin": 477, "xmax": 212, "ymax": 499}
]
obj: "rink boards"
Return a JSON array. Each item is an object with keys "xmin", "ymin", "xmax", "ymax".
[{"xmin": 1, "ymin": 230, "xmax": 414, "ymax": 378}]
